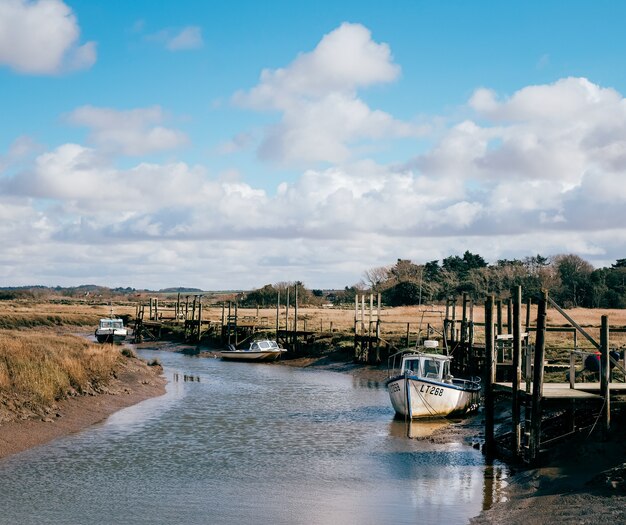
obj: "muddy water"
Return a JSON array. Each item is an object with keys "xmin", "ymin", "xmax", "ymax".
[{"xmin": 0, "ymin": 349, "xmax": 507, "ymax": 524}]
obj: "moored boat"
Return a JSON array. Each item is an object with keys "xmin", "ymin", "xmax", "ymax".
[
  {"xmin": 220, "ymin": 339, "xmax": 286, "ymax": 362},
  {"xmin": 387, "ymin": 340, "xmax": 480, "ymax": 419},
  {"xmin": 95, "ymin": 317, "xmax": 127, "ymax": 344}
]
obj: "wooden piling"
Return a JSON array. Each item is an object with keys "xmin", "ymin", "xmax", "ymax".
[
  {"xmin": 484, "ymin": 295, "xmax": 495, "ymax": 455},
  {"xmin": 276, "ymin": 291, "xmax": 280, "ymax": 340},
  {"xmin": 511, "ymin": 286, "xmax": 522, "ymax": 456},
  {"xmin": 530, "ymin": 290, "xmax": 548, "ymax": 462},
  {"xmin": 600, "ymin": 315, "xmax": 610, "ymax": 436}
]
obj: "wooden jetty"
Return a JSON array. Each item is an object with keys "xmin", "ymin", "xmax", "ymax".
[{"xmin": 482, "ymin": 287, "xmax": 626, "ymax": 464}]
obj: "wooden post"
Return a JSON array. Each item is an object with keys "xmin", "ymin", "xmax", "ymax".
[
  {"xmin": 451, "ymin": 297, "xmax": 457, "ymax": 343},
  {"xmin": 507, "ymin": 298, "xmax": 512, "ymax": 334},
  {"xmin": 234, "ymin": 299, "xmax": 238, "ymax": 346},
  {"xmin": 227, "ymin": 301, "xmax": 231, "ymax": 345},
  {"xmin": 530, "ymin": 290, "xmax": 548, "ymax": 462},
  {"xmin": 512, "ymin": 286, "xmax": 522, "ymax": 457},
  {"xmin": 276, "ymin": 291, "xmax": 280, "ymax": 340},
  {"xmin": 484, "ymin": 295, "xmax": 496, "ymax": 455},
  {"xmin": 149, "ymin": 298, "xmax": 153, "ymax": 320},
  {"xmin": 375, "ymin": 293, "xmax": 381, "ymax": 363},
  {"xmin": 197, "ymin": 300, "xmax": 202, "ymax": 342},
  {"xmin": 600, "ymin": 315, "xmax": 610, "ymax": 436},
  {"xmin": 155, "ymin": 298, "xmax": 159, "ymax": 320},
  {"xmin": 294, "ymin": 285, "xmax": 298, "ymax": 351},
  {"xmin": 221, "ymin": 302, "xmax": 225, "ymax": 341},
  {"xmin": 285, "ymin": 288, "xmax": 290, "ymax": 333},
  {"xmin": 462, "ymin": 292, "xmax": 468, "ymax": 343},
  {"xmin": 354, "ymin": 294, "xmax": 358, "ymax": 361},
  {"xmin": 405, "ymin": 323, "xmax": 410, "ymax": 349},
  {"xmin": 176, "ymin": 293, "xmax": 181, "ymax": 319}
]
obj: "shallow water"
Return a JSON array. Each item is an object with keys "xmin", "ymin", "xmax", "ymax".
[{"xmin": 0, "ymin": 349, "xmax": 507, "ymax": 524}]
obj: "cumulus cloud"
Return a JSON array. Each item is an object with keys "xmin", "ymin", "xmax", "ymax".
[
  {"xmin": 4, "ymin": 76, "xmax": 626, "ymax": 287},
  {"xmin": 233, "ymin": 22, "xmax": 419, "ymax": 165},
  {"xmin": 0, "ymin": 0, "xmax": 96, "ymax": 74},
  {"xmin": 66, "ymin": 105, "xmax": 188, "ymax": 156}
]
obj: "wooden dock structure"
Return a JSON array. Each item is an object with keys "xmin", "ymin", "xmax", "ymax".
[{"xmin": 482, "ymin": 287, "xmax": 626, "ymax": 464}]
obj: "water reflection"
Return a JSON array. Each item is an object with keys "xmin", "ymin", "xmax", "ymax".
[{"xmin": 0, "ymin": 350, "xmax": 507, "ymax": 525}]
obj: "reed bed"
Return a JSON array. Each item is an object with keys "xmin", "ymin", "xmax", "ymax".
[{"xmin": 0, "ymin": 331, "xmax": 122, "ymax": 406}]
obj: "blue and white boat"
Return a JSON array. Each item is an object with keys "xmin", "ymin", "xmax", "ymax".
[{"xmin": 387, "ymin": 340, "xmax": 480, "ymax": 419}]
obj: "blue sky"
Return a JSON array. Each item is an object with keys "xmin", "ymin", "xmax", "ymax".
[{"xmin": 2, "ymin": 0, "xmax": 626, "ymax": 290}]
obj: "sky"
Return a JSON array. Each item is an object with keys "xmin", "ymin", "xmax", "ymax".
[{"xmin": 2, "ymin": 0, "xmax": 626, "ymax": 290}]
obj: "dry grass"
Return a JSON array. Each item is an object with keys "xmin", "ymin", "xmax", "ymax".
[
  {"xmin": 0, "ymin": 300, "xmax": 136, "ymax": 330},
  {"xmin": 0, "ymin": 330, "xmax": 122, "ymax": 406}
]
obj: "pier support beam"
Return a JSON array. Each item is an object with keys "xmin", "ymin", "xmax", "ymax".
[
  {"xmin": 600, "ymin": 315, "xmax": 610, "ymax": 437},
  {"xmin": 530, "ymin": 289, "xmax": 548, "ymax": 462},
  {"xmin": 484, "ymin": 295, "xmax": 495, "ymax": 455},
  {"xmin": 511, "ymin": 286, "xmax": 522, "ymax": 457}
]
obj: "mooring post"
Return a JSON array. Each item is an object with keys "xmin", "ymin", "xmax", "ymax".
[
  {"xmin": 227, "ymin": 301, "xmax": 231, "ymax": 345},
  {"xmin": 375, "ymin": 293, "xmax": 381, "ymax": 363},
  {"xmin": 221, "ymin": 302, "xmax": 225, "ymax": 341},
  {"xmin": 276, "ymin": 291, "xmax": 280, "ymax": 340},
  {"xmin": 354, "ymin": 294, "xmax": 358, "ymax": 361},
  {"xmin": 461, "ymin": 293, "xmax": 469, "ymax": 371},
  {"xmin": 285, "ymin": 288, "xmax": 290, "ymax": 334},
  {"xmin": 451, "ymin": 297, "xmax": 457, "ymax": 343},
  {"xmin": 507, "ymin": 298, "xmax": 512, "ymax": 335},
  {"xmin": 197, "ymin": 300, "xmax": 202, "ymax": 342},
  {"xmin": 600, "ymin": 315, "xmax": 610, "ymax": 436},
  {"xmin": 293, "ymin": 285, "xmax": 298, "ymax": 351},
  {"xmin": 512, "ymin": 286, "xmax": 522, "ymax": 457},
  {"xmin": 484, "ymin": 295, "xmax": 495, "ymax": 455},
  {"xmin": 530, "ymin": 289, "xmax": 548, "ymax": 462},
  {"xmin": 149, "ymin": 298, "xmax": 153, "ymax": 320}
]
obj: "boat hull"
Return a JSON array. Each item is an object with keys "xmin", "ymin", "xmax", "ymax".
[
  {"xmin": 387, "ymin": 375, "xmax": 480, "ymax": 419},
  {"xmin": 95, "ymin": 330, "xmax": 127, "ymax": 344},
  {"xmin": 219, "ymin": 350, "xmax": 283, "ymax": 362}
]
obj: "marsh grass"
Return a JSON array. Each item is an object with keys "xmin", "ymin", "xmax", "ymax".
[{"xmin": 0, "ymin": 330, "xmax": 122, "ymax": 406}]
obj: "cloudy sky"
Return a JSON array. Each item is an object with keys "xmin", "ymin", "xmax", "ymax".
[{"xmin": 1, "ymin": 0, "xmax": 626, "ymax": 290}]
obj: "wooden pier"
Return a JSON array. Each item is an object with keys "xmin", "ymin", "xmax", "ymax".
[{"xmin": 482, "ymin": 287, "xmax": 626, "ymax": 464}]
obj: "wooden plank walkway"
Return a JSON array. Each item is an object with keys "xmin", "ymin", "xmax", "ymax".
[{"xmin": 493, "ymin": 382, "xmax": 626, "ymax": 400}]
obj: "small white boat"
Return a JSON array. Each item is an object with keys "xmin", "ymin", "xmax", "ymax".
[
  {"xmin": 387, "ymin": 341, "xmax": 480, "ymax": 419},
  {"xmin": 220, "ymin": 339, "xmax": 286, "ymax": 362},
  {"xmin": 95, "ymin": 317, "xmax": 127, "ymax": 344}
]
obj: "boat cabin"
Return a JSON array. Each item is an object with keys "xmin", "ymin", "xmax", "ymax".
[
  {"xmin": 250, "ymin": 340, "xmax": 281, "ymax": 351},
  {"xmin": 401, "ymin": 353, "xmax": 453, "ymax": 382},
  {"xmin": 98, "ymin": 319, "xmax": 124, "ymax": 330}
]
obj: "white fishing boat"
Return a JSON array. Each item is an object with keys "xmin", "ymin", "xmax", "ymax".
[
  {"xmin": 95, "ymin": 317, "xmax": 127, "ymax": 344},
  {"xmin": 220, "ymin": 339, "xmax": 286, "ymax": 362},
  {"xmin": 387, "ymin": 340, "xmax": 481, "ymax": 418}
]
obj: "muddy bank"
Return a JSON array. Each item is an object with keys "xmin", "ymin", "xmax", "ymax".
[{"xmin": 0, "ymin": 356, "xmax": 165, "ymax": 460}]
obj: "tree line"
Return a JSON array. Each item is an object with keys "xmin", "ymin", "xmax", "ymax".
[
  {"xmin": 242, "ymin": 252, "xmax": 626, "ymax": 309},
  {"xmin": 361, "ymin": 252, "xmax": 626, "ymax": 308}
]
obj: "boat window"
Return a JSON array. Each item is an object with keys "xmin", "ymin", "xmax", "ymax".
[
  {"xmin": 269, "ymin": 341, "xmax": 278, "ymax": 349},
  {"xmin": 404, "ymin": 359, "xmax": 421, "ymax": 374},
  {"xmin": 423, "ymin": 359, "xmax": 441, "ymax": 379},
  {"xmin": 251, "ymin": 342, "xmax": 259, "ymax": 350},
  {"xmin": 258, "ymin": 341, "xmax": 270, "ymax": 349},
  {"xmin": 112, "ymin": 321, "xmax": 123, "ymax": 329}
]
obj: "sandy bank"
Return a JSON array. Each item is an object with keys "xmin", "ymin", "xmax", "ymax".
[{"xmin": 0, "ymin": 356, "xmax": 165, "ymax": 460}]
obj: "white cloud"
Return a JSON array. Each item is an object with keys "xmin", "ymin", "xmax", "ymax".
[
  {"xmin": 166, "ymin": 26, "xmax": 203, "ymax": 50},
  {"xmin": 233, "ymin": 22, "xmax": 418, "ymax": 165},
  {"xmin": 67, "ymin": 105, "xmax": 188, "ymax": 156},
  {"xmin": 147, "ymin": 25, "xmax": 203, "ymax": 51},
  {"xmin": 4, "ymin": 77, "xmax": 626, "ymax": 288},
  {"xmin": 0, "ymin": 0, "xmax": 96, "ymax": 74}
]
